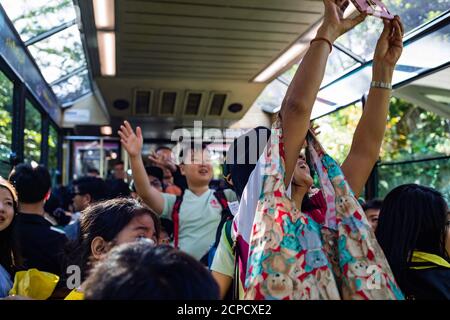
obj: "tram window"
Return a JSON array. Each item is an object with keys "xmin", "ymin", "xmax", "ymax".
[
  {"xmin": 24, "ymin": 99, "xmax": 42, "ymax": 164},
  {"xmin": 0, "ymin": 70, "xmax": 14, "ymax": 178},
  {"xmin": 313, "ymin": 104, "xmax": 363, "ymax": 164},
  {"xmin": 73, "ymin": 140, "xmax": 120, "ymax": 179},
  {"xmin": 48, "ymin": 124, "xmax": 58, "ymax": 173},
  {"xmin": 378, "ymin": 97, "xmax": 450, "ymax": 201}
]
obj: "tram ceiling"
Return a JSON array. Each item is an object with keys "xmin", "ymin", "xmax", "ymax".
[
  {"xmin": 394, "ymin": 67, "xmax": 450, "ymax": 119},
  {"xmin": 79, "ymin": 0, "xmax": 325, "ymax": 133}
]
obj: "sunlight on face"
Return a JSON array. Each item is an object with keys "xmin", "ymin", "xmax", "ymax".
[
  {"xmin": 293, "ymin": 150, "xmax": 312, "ymax": 188},
  {"xmin": 115, "ymin": 214, "xmax": 157, "ymax": 245},
  {"xmin": 181, "ymin": 149, "xmax": 214, "ymax": 184},
  {"xmin": 0, "ymin": 187, "xmax": 15, "ymax": 232}
]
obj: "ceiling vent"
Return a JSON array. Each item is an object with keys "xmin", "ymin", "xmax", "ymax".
[
  {"xmin": 159, "ymin": 91, "xmax": 178, "ymax": 116},
  {"xmin": 183, "ymin": 91, "xmax": 203, "ymax": 116},
  {"xmin": 207, "ymin": 92, "xmax": 228, "ymax": 117},
  {"xmin": 133, "ymin": 90, "xmax": 153, "ymax": 115}
]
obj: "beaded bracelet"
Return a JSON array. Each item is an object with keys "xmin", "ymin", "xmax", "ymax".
[{"xmin": 310, "ymin": 37, "xmax": 333, "ymax": 53}]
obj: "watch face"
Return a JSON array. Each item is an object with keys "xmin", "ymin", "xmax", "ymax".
[{"xmin": 350, "ymin": 0, "xmax": 394, "ymax": 19}]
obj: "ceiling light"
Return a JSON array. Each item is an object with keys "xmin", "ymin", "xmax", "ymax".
[
  {"xmin": 100, "ymin": 125, "xmax": 113, "ymax": 135},
  {"xmin": 253, "ymin": 21, "xmax": 322, "ymax": 83},
  {"xmin": 97, "ymin": 31, "xmax": 116, "ymax": 76},
  {"xmin": 254, "ymin": 43, "xmax": 308, "ymax": 83},
  {"xmin": 93, "ymin": 0, "xmax": 115, "ymax": 30}
]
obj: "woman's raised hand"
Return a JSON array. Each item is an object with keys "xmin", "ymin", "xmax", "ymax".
[
  {"xmin": 318, "ymin": 0, "xmax": 367, "ymax": 42},
  {"xmin": 374, "ymin": 16, "xmax": 404, "ymax": 72},
  {"xmin": 118, "ymin": 121, "xmax": 143, "ymax": 158}
]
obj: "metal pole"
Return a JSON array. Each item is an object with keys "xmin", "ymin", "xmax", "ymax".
[
  {"xmin": 100, "ymin": 138, "xmax": 105, "ymax": 179},
  {"xmin": 41, "ymin": 115, "xmax": 50, "ymax": 166},
  {"xmin": 11, "ymin": 82, "xmax": 25, "ymax": 166}
]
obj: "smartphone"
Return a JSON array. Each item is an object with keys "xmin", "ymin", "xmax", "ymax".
[{"xmin": 350, "ymin": 0, "xmax": 395, "ymax": 19}]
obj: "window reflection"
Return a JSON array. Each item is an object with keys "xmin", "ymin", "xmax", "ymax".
[
  {"xmin": 24, "ymin": 99, "xmax": 42, "ymax": 163},
  {"xmin": 28, "ymin": 25, "xmax": 86, "ymax": 84},
  {"xmin": 48, "ymin": 125, "xmax": 58, "ymax": 169},
  {"xmin": 337, "ymin": 0, "xmax": 450, "ymax": 61},
  {"xmin": 1, "ymin": 0, "xmax": 76, "ymax": 43},
  {"xmin": 51, "ymin": 69, "xmax": 91, "ymax": 105},
  {"xmin": 0, "ymin": 71, "xmax": 14, "ymax": 177}
]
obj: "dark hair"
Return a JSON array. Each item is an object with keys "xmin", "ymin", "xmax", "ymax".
[
  {"xmin": 375, "ymin": 184, "xmax": 449, "ymax": 289},
  {"xmin": 108, "ymin": 179, "xmax": 131, "ymax": 198},
  {"xmin": 44, "ymin": 184, "xmax": 73, "ymax": 217},
  {"xmin": 160, "ymin": 218, "xmax": 174, "ymax": 240},
  {"xmin": 0, "ymin": 178, "xmax": 18, "ymax": 275},
  {"xmin": 65, "ymin": 198, "xmax": 160, "ymax": 281},
  {"xmin": 155, "ymin": 146, "xmax": 172, "ymax": 153},
  {"xmin": 72, "ymin": 177, "xmax": 109, "ymax": 202},
  {"xmin": 9, "ymin": 163, "xmax": 51, "ymax": 203},
  {"xmin": 83, "ymin": 243, "xmax": 220, "ymax": 300},
  {"xmin": 179, "ymin": 143, "xmax": 208, "ymax": 165},
  {"xmin": 224, "ymin": 127, "xmax": 271, "ymax": 199},
  {"xmin": 87, "ymin": 167, "xmax": 100, "ymax": 175},
  {"xmin": 362, "ymin": 198, "xmax": 383, "ymax": 212},
  {"xmin": 114, "ymin": 161, "xmax": 124, "ymax": 167}
]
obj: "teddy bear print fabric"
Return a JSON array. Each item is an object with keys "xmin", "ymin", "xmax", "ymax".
[{"xmin": 244, "ymin": 118, "xmax": 404, "ymax": 300}]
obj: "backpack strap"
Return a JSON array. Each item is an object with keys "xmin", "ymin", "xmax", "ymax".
[
  {"xmin": 233, "ymin": 249, "xmax": 239, "ymax": 299},
  {"xmin": 171, "ymin": 196, "xmax": 183, "ymax": 249},
  {"xmin": 212, "ymin": 190, "xmax": 233, "ymax": 247},
  {"xmin": 224, "ymin": 218, "xmax": 233, "ymax": 249},
  {"xmin": 213, "ymin": 190, "xmax": 229, "ymax": 212}
]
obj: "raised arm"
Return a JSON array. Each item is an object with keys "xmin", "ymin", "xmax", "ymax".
[
  {"xmin": 342, "ymin": 17, "xmax": 404, "ymax": 197},
  {"xmin": 281, "ymin": 0, "xmax": 366, "ymax": 187},
  {"xmin": 118, "ymin": 121, "xmax": 165, "ymax": 214}
]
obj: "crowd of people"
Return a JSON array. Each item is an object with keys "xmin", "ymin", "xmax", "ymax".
[{"xmin": 0, "ymin": 0, "xmax": 448, "ymax": 300}]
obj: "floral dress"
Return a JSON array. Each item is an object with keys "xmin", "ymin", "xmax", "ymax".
[{"xmin": 244, "ymin": 118, "xmax": 404, "ymax": 300}]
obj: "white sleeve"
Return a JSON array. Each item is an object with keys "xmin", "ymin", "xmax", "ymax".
[{"xmin": 233, "ymin": 153, "xmax": 264, "ymax": 244}]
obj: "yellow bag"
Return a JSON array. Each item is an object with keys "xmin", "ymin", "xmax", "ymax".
[
  {"xmin": 9, "ymin": 269, "xmax": 59, "ymax": 300},
  {"xmin": 64, "ymin": 288, "xmax": 84, "ymax": 300}
]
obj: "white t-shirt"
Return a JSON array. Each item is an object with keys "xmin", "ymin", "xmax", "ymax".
[
  {"xmin": 161, "ymin": 188, "xmax": 237, "ymax": 260},
  {"xmin": 210, "ymin": 223, "xmax": 245, "ymax": 299}
]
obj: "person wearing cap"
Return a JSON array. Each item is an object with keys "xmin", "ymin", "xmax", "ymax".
[
  {"xmin": 64, "ymin": 177, "xmax": 109, "ymax": 241},
  {"xmin": 145, "ymin": 166, "xmax": 164, "ymax": 193}
]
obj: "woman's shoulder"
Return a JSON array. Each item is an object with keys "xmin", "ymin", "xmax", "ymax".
[{"xmin": 404, "ymin": 267, "xmax": 450, "ymax": 300}]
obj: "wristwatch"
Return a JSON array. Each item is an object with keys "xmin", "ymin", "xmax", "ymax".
[{"xmin": 371, "ymin": 81, "xmax": 392, "ymax": 90}]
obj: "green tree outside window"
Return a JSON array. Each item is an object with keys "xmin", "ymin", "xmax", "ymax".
[
  {"xmin": 24, "ymin": 99, "xmax": 42, "ymax": 163},
  {"xmin": 0, "ymin": 71, "xmax": 14, "ymax": 178}
]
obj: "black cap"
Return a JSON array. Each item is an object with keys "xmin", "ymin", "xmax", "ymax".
[
  {"xmin": 224, "ymin": 126, "xmax": 271, "ymax": 199},
  {"xmin": 145, "ymin": 166, "xmax": 164, "ymax": 182}
]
